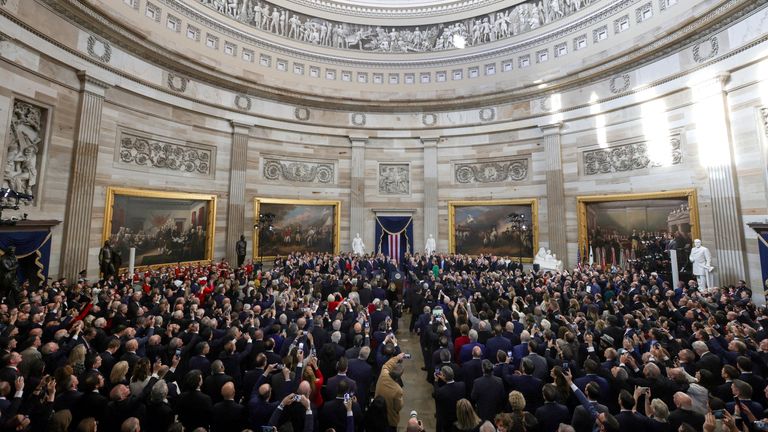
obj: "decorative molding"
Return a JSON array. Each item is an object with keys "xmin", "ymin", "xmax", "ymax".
[
  {"xmin": 422, "ymin": 113, "xmax": 437, "ymax": 126},
  {"xmin": 760, "ymin": 107, "xmax": 768, "ymax": 136},
  {"xmin": 635, "ymin": 2, "xmax": 653, "ymax": 23},
  {"xmin": 294, "ymin": 106, "xmax": 310, "ymax": 121},
  {"xmin": 194, "ymin": 0, "xmax": 603, "ymax": 55},
  {"xmin": 609, "ymin": 73, "xmax": 631, "ymax": 94},
  {"xmin": 479, "ymin": 107, "xmax": 496, "ymax": 122},
  {"xmin": 166, "ymin": 72, "xmax": 188, "ymax": 92},
  {"xmin": 454, "ymin": 158, "xmax": 529, "ymax": 184},
  {"xmin": 378, "ymin": 163, "xmax": 410, "ymax": 195},
  {"xmin": 0, "ymin": 0, "xmax": 7, "ymax": 6},
  {"xmin": 86, "ymin": 35, "xmax": 112, "ymax": 63},
  {"xmin": 692, "ymin": 35, "xmax": 719, "ymax": 63},
  {"xmin": 116, "ymin": 129, "xmax": 214, "ymax": 178},
  {"xmin": 351, "ymin": 113, "xmax": 366, "ymax": 127},
  {"xmin": 262, "ymin": 158, "xmax": 335, "ymax": 184},
  {"xmin": 234, "ymin": 94, "xmax": 252, "ymax": 111},
  {"xmin": 3, "ymin": 99, "xmax": 49, "ymax": 206},
  {"xmin": 583, "ymin": 134, "xmax": 682, "ymax": 175}
]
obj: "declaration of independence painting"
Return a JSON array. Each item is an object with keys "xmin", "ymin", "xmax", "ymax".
[
  {"xmin": 103, "ymin": 188, "xmax": 217, "ymax": 267},
  {"xmin": 577, "ymin": 190, "xmax": 700, "ymax": 270},
  {"xmin": 254, "ymin": 198, "xmax": 340, "ymax": 258},
  {"xmin": 449, "ymin": 199, "xmax": 538, "ymax": 260}
]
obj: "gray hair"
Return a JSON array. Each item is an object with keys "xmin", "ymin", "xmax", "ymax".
[
  {"xmin": 479, "ymin": 421, "xmax": 496, "ymax": 432},
  {"xmin": 150, "ymin": 379, "xmax": 168, "ymax": 402},
  {"xmin": 468, "ymin": 329, "xmax": 478, "ymax": 342},
  {"xmin": 331, "ymin": 331, "xmax": 342, "ymax": 344},
  {"xmin": 691, "ymin": 341, "xmax": 708, "ymax": 354}
]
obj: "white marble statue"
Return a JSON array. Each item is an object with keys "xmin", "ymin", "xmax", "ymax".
[
  {"xmin": 425, "ymin": 234, "xmax": 436, "ymax": 255},
  {"xmin": 689, "ymin": 238, "xmax": 714, "ymax": 290},
  {"xmin": 352, "ymin": 233, "xmax": 366, "ymax": 256},
  {"xmin": 534, "ymin": 247, "xmax": 563, "ymax": 271}
]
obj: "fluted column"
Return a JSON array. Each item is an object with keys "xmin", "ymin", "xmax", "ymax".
[
  {"xmin": 692, "ymin": 73, "xmax": 746, "ymax": 284},
  {"xmin": 540, "ymin": 123, "xmax": 567, "ymax": 268},
  {"xmin": 226, "ymin": 121, "xmax": 250, "ymax": 263},
  {"xmin": 60, "ymin": 71, "xmax": 109, "ymax": 279},
  {"xmin": 349, "ymin": 136, "xmax": 367, "ymax": 249},
  {"xmin": 422, "ymin": 137, "xmax": 439, "ymax": 252}
]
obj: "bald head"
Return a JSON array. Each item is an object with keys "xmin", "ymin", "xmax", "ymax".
[
  {"xmin": 673, "ymin": 391, "xmax": 692, "ymax": 409},
  {"xmin": 472, "ymin": 346, "xmax": 482, "ymax": 359},
  {"xmin": 297, "ymin": 380, "xmax": 311, "ymax": 396},
  {"xmin": 221, "ymin": 382, "xmax": 235, "ymax": 400}
]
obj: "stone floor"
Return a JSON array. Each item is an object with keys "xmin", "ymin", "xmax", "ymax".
[{"xmin": 396, "ymin": 322, "xmax": 437, "ymax": 431}]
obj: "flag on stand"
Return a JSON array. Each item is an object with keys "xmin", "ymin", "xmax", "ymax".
[
  {"xmin": 589, "ymin": 246, "xmax": 594, "ymax": 266},
  {"xmin": 388, "ymin": 233, "xmax": 401, "ymax": 263}
]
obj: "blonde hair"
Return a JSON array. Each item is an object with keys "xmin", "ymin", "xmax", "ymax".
[
  {"xmin": 455, "ymin": 399, "xmax": 481, "ymax": 430},
  {"xmin": 508, "ymin": 390, "xmax": 526, "ymax": 412},
  {"xmin": 110, "ymin": 361, "xmax": 129, "ymax": 384},
  {"xmin": 68, "ymin": 344, "xmax": 86, "ymax": 366},
  {"xmin": 651, "ymin": 398, "xmax": 669, "ymax": 420}
]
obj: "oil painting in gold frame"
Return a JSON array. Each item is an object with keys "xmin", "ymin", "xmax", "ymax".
[
  {"xmin": 103, "ymin": 187, "xmax": 217, "ymax": 267},
  {"xmin": 577, "ymin": 189, "xmax": 700, "ymax": 268},
  {"xmin": 448, "ymin": 199, "xmax": 539, "ymax": 261},
  {"xmin": 253, "ymin": 198, "xmax": 341, "ymax": 259}
]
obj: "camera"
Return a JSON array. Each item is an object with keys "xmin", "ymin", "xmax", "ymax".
[
  {"xmin": 403, "ymin": 353, "xmax": 411, "ymax": 359},
  {"xmin": 293, "ymin": 394, "xmax": 302, "ymax": 402}
]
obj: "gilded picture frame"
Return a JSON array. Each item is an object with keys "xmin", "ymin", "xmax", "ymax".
[
  {"xmin": 448, "ymin": 199, "xmax": 539, "ymax": 262},
  {"xmin": 103, "ymin": 187, "xmax": 217, "ymax": 268},
  {"xmin": 253, "ymin": 198, "xmax": 341, "ymax": 260},
  {"xmin": 576, "ymin": 189, "xmax": 700, "ymax": 267}
]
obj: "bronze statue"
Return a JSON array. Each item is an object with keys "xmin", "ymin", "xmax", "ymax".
[
  {"xmin": 98, "ymin": 241, "xmax": 117, "ymax": 279},
  {"xmin": 0, "ymin": 246, "xmax": 20, "ymax": 307},
  {"xmin": 236, "ymin": 235, "xmax": 247, "ymax": 268}
]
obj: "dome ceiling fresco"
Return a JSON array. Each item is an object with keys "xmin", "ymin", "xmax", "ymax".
[{"xmin": 198, "ymin": 0, "xmax": 596, "ymax": 53}]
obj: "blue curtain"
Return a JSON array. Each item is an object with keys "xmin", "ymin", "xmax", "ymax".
[
  {"xmin": 0, "ymin": 231, "xmax": 52, "ymax": 287},
  {"xmin": 758, "ymin": 230, "xmax": 768, "ymax": 298},
  {"xmin": 375, "ymin": 216, "xmax": 413, "ymax": 259}
]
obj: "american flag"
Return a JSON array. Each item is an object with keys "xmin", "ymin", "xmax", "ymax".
[{"xmin": 388, "ymin": 233, "xmax": 401, "ymax": 263}]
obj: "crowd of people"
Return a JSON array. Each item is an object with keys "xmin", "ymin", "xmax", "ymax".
[{"xmin": 0, "ymin": 250, "xmax": 764, "ymax": 432}]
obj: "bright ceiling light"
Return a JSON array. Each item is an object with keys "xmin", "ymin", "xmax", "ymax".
[{"xmin": 452, "ymin": 34, "xmax": 466, "ymax": 49}]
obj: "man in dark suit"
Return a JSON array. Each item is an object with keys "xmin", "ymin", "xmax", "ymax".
[
  {"xmin": 433, "ymin": 366, "xmax": 466, "ymax": 432},
  {"xmin": 347, "ymin": 347, "xmax": 373, "ymax": 408},
  {"xmin": 693, "ymin": 340, "xmax": 722, "ymax": 380},
  {"xmin": 203, "ymin": 360, "xmax": 234, "ymax": 405},
  {"xmin": 71, "ymin": 371, "xmax": 108, "ymax": 426},
  {"xmin": 53, "ymin": 373, "xmax": 83, "ymax": 412},
  {"xmin": 575, "ymin": 359, "xmax": 611, "ymax": 404},
  {"xmin": 737, "ymin": 356, "xmax": 767, "ymax": 406},
  {"xmin": 188, "ymin": 342, "xmax": 212, "ymax": 376},
  {"xmin": 99, "ymin": 339, "xmax": 120, "ymax": 377},
  {"xmin": 726, "ymin": 379, "xmax": 764, "ymax": 418},
  {"xmin": 503, "ymin": 358, "xmax": 543, "ymax": 412},
  {"xmin": 219, "ymin": 333, "xmax": 253, "ymax": 384},
  {"xmin": 484, "ymin": 326, "xmax": 512, "ymax": 361},
  {"xmin": 320, "ymin": 380, "xmax": 363, "ymax": 432},
  {"xmin": 102, "ymin": 384, "xmax": 147, "ymax": 432},
  {"xmin": 325, "ymin": 357, "xmax": 357, "ymax": 402},
  {"xmin": 535, "ymin": 384, "xmax": 570, "ymax": 432},
  {"xmin": 615, "ymin": 389, "xmax": 653, "ymax": 430},
  {"xmin": 176, "ymin": 370, "xmax": 214, "ymax": 431},
  {"xmin": 119, "ymin": 339, "xmax": 141, "ymax": 372},
  {"xmin": 470, "ymin": 360, "xmax": 505, "ymax": 422},
  {"xmin": 211, "ymin": 382, "xmax": 246, "ymax": 432},
  {"xmin": 571, "ymin": 382, "xmax": 609, "ymax": 432},
  {"xmin": 461, "ymin": 346, "xmax": 484, "ymax": 397},
  {"xmin": 714, "ymin": 365, "xmax": 739, "ymax": 402}
]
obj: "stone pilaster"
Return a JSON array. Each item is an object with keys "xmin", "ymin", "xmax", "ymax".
[
  {"xmin": 693, "ymin": 73, "xmax": 746, "ymax": 284},
  {"xmin": 349, "ymin": 136, "xmax": 367, "ymax": 250},
  {"xmin": 226, "ymin": 121, "xmax": 250, "ymax": 263},
  {"xmin": 540, "ymin": 123, "xmax": 567, "ymax": 268},
  {"xmin": 422, "ymin": 137, "xmax": 439, "ymax": 252},
  {"xmin": 60, "ymin": 71, "xmax": 109, "ymax": 279}
]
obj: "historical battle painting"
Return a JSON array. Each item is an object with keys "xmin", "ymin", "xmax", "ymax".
[
  {"xmin": 449, "ymin": 199, "xmax": 538, "ymax": 260},
  {"xmin": 254, "ymin": 198, "xmax": 340, "ymax": 258},
  {"xmin": 103, "ymin": 188, "xmax": 217, "ymax": 267},
  {"xmin": 577, "ymin": 190, "xmax": 700, "ymax": 276}
]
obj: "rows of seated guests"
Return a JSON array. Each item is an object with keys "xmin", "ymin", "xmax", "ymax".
[{"xmin": 0, "ymin": 251, "xmax": 763, "ymax": 432}]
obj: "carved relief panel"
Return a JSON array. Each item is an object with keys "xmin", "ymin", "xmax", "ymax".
[
  {"xmin": 262, "ymin": 157, "xmax": 336, "ymax": 184},
  {"xmin": 3, "ymin": 99, "xmax": 50, "ymax": 205},
  {"xmin": 582, "ymin": 133, "xmax": 682, "ymax": 176},
  {"xmin": 115, "ymin": 128, "xmax": 215, "ymax": 179},
  {"xmin": 378, "ymin": 163, "xmax": 410, "ymax": 195},
  {"xmin": 454, "ymin": 158, "xmax": 529, "ymax": 184}
]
